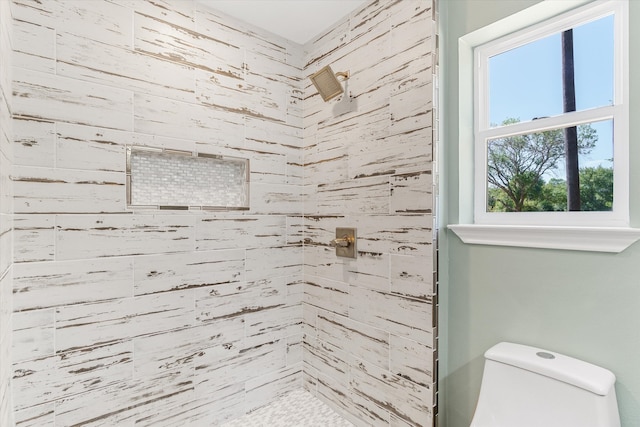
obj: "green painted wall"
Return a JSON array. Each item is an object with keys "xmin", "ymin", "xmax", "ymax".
[{"xmin": 439, "ymin": 1, "xmax": 640, "ymax": 426}]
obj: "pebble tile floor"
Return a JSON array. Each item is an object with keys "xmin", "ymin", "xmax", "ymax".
[{"xmin": 221, "ymin": 389, "xmax": 355, "ymax": 427}]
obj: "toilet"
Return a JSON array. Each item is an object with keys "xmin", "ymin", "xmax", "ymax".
[{"xmin": 470, "ymin": 342, "xmax": 621, "ymax": 427}]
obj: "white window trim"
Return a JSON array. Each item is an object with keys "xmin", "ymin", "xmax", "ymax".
[{"xmin": 449, "ymin": 0, "xmax": 640, "ymax": 253}]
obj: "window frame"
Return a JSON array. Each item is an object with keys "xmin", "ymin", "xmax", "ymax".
[
  {"xmin": 448, "ymin": 0, "xmax": 640, "ymax": 253},
  {"xmin": 473, "ymin": 0, "xmax": 628, "ymax": 227}
]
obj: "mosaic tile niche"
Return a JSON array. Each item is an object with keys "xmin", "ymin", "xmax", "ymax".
[{"xmin": 127, "ymin": 147, "xmax": 250, "ymax": 210}]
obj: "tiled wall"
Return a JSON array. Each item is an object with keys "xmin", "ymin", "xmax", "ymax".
[
  {"xmin": 10, "ymin": 0, "xmax": 305, "ymax": 425},
  {"xmin": 301, "ymin": 1, "xmax": 436, "ymax": 426},
  {"xmin": 5, "ymin": 0, "xmax": 436, "ymax": 426},
  {"xmin": 0, "ymin": 0, "xmax": 14, "ymax": 425}
]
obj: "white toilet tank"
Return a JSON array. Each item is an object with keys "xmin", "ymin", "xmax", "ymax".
[{"xmin": 470, "ymin": 342, "xmax": 621, "ymax": 427}]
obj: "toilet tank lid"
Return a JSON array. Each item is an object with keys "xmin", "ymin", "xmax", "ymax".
[{"xmin": 485, "ymin": 342, "xmax": 616, "ymax": 396}]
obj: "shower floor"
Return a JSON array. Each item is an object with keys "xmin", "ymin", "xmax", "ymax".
[{"xmin": 221, "ymin": 389, "xmax": 354, "ymax": 427}]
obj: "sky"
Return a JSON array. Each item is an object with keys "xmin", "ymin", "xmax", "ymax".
[{"xmin": 488, "ymin": 14, "xmax": 615, "ymax": 179}]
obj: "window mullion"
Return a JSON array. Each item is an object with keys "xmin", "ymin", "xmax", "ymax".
[{"xmin": 478, "ymin": 105, "xmax": 616, "ymax": 140}]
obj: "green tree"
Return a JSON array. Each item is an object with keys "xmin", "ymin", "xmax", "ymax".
[
  {"xmin": 579, "ymin": 166, "xmax": 613, "ymax": 211},
  {"xmin": 487, "ymin": 118, "xmax": 598, "ymax": 212},
  {"xmin": 539, "ymin": 178, "xmax": 568, "ymax": 212}
]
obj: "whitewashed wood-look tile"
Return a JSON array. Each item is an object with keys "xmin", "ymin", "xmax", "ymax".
[
  {"xmin": 133, "ymin": 323, "xmax": 235, "ymax": 379},
  {"xmin": 13, "ymin": 18, "xmax": 55, "ymax": 73},
  {"xmin": 345, "ymin": 252, "xmax": 390, "ymax": 291},
  {"xmin": 55, "ymin": 123, "xmax": 131, "ymax": 172},
  {"xmin": 13, "ymin": 68, "xmax": 133, "ymax": 131},
  {"xmin": 134, "ymin": 11, "xmax": 243, "ymax": 78},
  {"xmin": 241, "ymin": 73, "xmax": 288, "ymax": 124},
  {"xmin": 389, "ymin": 0, "xmax": 432, "ymax": 29},
  {"xmin": 112, "ymin": 0, "xmax": 196, "ymax": 30},
  {"xmin": 304, "ymin": 147, "xmax": 348, "ymax": 188},
  {"xmin": 287, "ymin": 278, "xmax": 304, "ymax": 305},
  {"xmin": 390, "ymin": 171, "xmax": 433, "ymax": 214},
  {"xmin": 12, "ymin": 309, "xmax": 55, "ymax": 362},
  {"xmin": 134, "ymin": 249, "xmax": 244, "ymax": 296},
  {"xmin": 246, "ymin": 245, "xmax": 302, "ymax": 281},
  {"xmin": 195, "ymin": 69, "xmax": 250, "ymax": 114},
  {"xmin": 13, "ymin": 258, "xmax": 133, "ymax": 312},
  {"xmin": 250, "ymin": 182, "xmax": 305, "ymax": 215},
  {"xmin": 349, "ymin": 285, "xmax": 433, "ymax": 346},
  {"xmin": 350, "ymin": 360, "xmax": 432, "ymax": 427},
  {"xmin": 13, "ymin": 215, "xmax": 55, "ymax": 263},
  {"xmin": 389, "ymin": 334, "xmax": 433, "ymax": 388},
  {"xmin": 12, "ymin": 0, "xmax": 133, "ymax": 48},
  {"xmin": 304, "ymin": 334, "xmax": 350, "ymax": 386},
  {"xmin": 55, "ymin": 341, "xmax": 133, "ymax": 398},
  {"xmin": 242, "ymin": 147, "xmax": 288, "ymax": 184},
  {"xmin": 245, "ymin": 116, "xmax": 304, "ymax": 155},
  {"xmin": 57, "ymin": 31, "xmax": 196, "ymax": 103},
  {"xmin": 390, "ymin": 83, "xmax": 433, "ymax": 135},
  {"xmin": 185, "ymin": 383, "xmax": 246, "ymax": 426},
  {"xmin": 12, "ymin": 341, "xmax": 133, "ymax": 411},
  {"xmin": 195, "ymin": 277, "xmax": 287, "ymax": 324},
  {"xmin": 303, "ymin": 363, "xmax": 319, "ymax": 394},
  {"xmin": 314, "ymin": 102, "xmax": 390, "ymax": 156},
  {"xmin": 390, "ymin": 413, "xmax": 417, "ymax": 427},
  {"xmin": 147, "ymin": 385, "xmax": 244, "ymax": 427},
  {"xmin": 195, "ymin": 214, "xmax": 286, "ymax": 251},
  {"xmin": 55, "ymin": 369, "xmax": 192, "ymax": 427},
  {"xmin": 349, "ymin": 127, "xmax": 432, "ymax": 180},
  {"xmin": 355, "ymin": 214, "xmax": 433, "ymax": 256},
  {"xmin": 13, "ymin": 117, "xmax": 55, "ymax": 168},
  {"xmin": 285, "ymin": 215, "xmax": 305, "ymax": 245},
  {"xmin": 302, "ymin": 302, "xmax": 319, "ymax": 335},
  {"xmin": 55, "ymin": 292, "xmax": 192, "ymax": 353},
  {"xmin": 300, "ymin": 215, "xmax": 345, "ymax": 247},
  {"xmin": 317, "ymin": 176, "xmax": 390, "ymax": 216},
  {"xmin": 196, "ymin": 339, "xmax": 287, "ymax": 393},
  {"xmin": 349, "ymin": 1, "xmax": 391, "ymax": 42},
  {"xmin": 286, "ymin": 333, "xmax": 303, "ymax": 365},
  {"xmin": 197, "ymin": 3, "xmax": 291, "ymax": 65},
  {"xmin": 304, "ymin": 245, "xmax": 389, "ymax": 292},
  {"xmin": 14, "ymin": 403, "xmax": 55, "ymax": 427},
  {"xmin": 194, "ymin": 4, "xmax": 283, "ymax": 63},
  {"xmin": 390, "ymin": 41, "xmax": 434, "ymax": 96},
  {"xmin": 134, "ymin": 93, "xmax": 244, "ymax": 145},
  {"xmin": 0, "ymin": 224, "xmax": 10, "ymax": 283},
  {"xmin": 317, "ymin": 312, "xmax": 389, "ymax": 369},
  {"xmin": 338, "ymin": 48, "xmax": 394, "ymax": 110},
  {"xmin": 244, "ymin": 364, "xmax": 303, "ymax": 413},
  {"xmin": 390, "ymin": 253, "xmax": 434, "ymax": 300},
  {"xmin": 56, "ymin": 214, "xmax": 195, "ymax": 260},
  {"xmin": 303, "ymin": 276, "xmax": 349, "ymax": 316},
  {"xmin": 245, "ymin": 304, "xmax": 302, "ymax": 348},
  {"xmin": 316, "ymin": 373, "xmax": 390, "ymax": 427},
  {"xmin": 305, "ymin": 18, "xmax": 349, "ymax": 70},
  {"xmin": 13, "ymin": 166, "xmax": 125, "ymax": 214}
]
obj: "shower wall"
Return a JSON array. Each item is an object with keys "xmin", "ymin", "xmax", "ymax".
[
  {"xmin": 0, "ymin": 0, "xmax": 14, "ymax": 425},
  {"xmin": 301, "ymin": 1, "xmax": 436, "ymax": 426},
  {"xmin": 9, "ymin": 0, "xmax": 305, "ymax": 425}
]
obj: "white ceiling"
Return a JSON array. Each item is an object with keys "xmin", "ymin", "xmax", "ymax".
[{"xmin": 197, "ymin": 0, "xmax": 369, "ymax": 44}]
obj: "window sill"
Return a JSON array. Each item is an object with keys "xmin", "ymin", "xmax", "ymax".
[{"xmin": 448, "ymin": 224, "xmax": 640, "ymax": 253}]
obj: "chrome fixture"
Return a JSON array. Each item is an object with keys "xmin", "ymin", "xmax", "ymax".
[
  {"xmin": 310, "ymin": 65, "xmax": 350, "ymax": 102},
  {"xmin": 330, "ymin": 227, "xmax": 357, "ymax": 259}
]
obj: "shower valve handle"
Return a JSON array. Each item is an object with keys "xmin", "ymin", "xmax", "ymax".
[{"xmin": 330, "ymin": 235, "xmax": 353, "ymax": 248}]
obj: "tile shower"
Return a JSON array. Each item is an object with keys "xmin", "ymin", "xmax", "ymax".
[{"xmin": 0, "ymin": 0, "xmax": 436, "ymax": 426}]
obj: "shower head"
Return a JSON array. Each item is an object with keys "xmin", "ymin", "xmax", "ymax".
[{"xmin": 309, "ymin": 65, "xmax": 350, "ymax": 102}]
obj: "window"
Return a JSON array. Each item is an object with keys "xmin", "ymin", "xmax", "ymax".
[
  {"xmin": 449, "ymin": 0, "xmax": 640, "ymax": 252},
  {"xmin": 474, "ymin": 0, "xmax": 627, "ymax": 226}
]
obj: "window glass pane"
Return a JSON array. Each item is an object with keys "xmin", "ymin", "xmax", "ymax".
[
  {"xmin": 486, "ymin": 119, "xmax": 613, "ymax": 212},
  {"xmin": 488, "ymin": 15, "xmax": 614, "ymax": 128}
]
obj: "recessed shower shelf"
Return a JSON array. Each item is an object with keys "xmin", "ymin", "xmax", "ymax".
[{"xmin": 126, "ymin": 146, "xmax": 250, "ymax": 211}]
